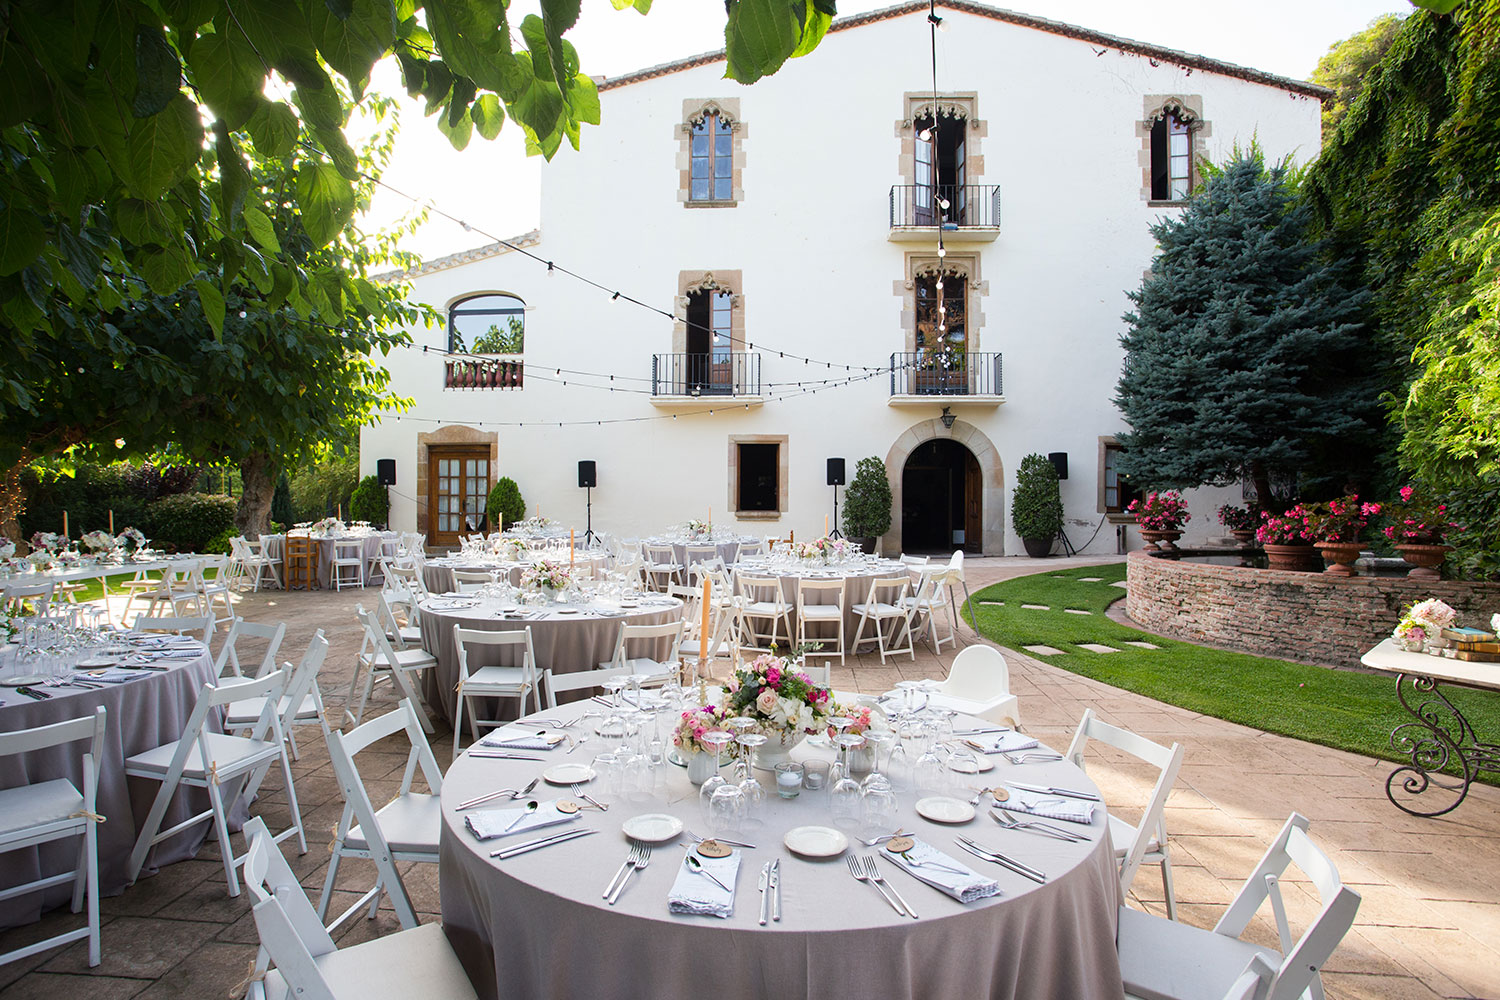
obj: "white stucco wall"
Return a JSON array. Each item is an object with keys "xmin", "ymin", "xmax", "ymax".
[{"xmin": 360, "ymin": 6, "xmax": 1324, "ymax": 553}]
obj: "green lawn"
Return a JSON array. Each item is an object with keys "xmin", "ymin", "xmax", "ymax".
[{"xmin": 970, "ymin": 563, "xmax": 1500, "ymax": 781}]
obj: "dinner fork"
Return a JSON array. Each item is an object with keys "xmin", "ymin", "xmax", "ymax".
[
  {"xmin": 863, "ymin": 856, "xmax": 917, "ymax": 919},
  {"xmin": 684, "ymin": 829, "xmax": 756, "ymax": 850},
  {"xmin": 608, "ymin": 843, "xmax": 650, "ymax": 905},
  {"xmin": 856, "ymin": 830, "xmax": 911, "ymax": 847},
  {"xmin": 603, "ymin": 843, "xmax": 644, "ymax": 900},
  {"xmin": 847, "ymin": 855, "xmax": 906, "ymax": 916},
  {"xmin": 571, "ymin": 783, "xmax": 608, "ymax": 810},
  {"xmin": 999, "ymin": 750, "xmax": 1064, "ymax": 765},
  {"xmin": 991, "ymin": 808, "xmax": 1085, "ymax": 842}
]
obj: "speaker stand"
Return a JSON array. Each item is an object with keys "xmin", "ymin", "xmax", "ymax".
[
  {"xmin": 827, "ymin": 485, "xmax": 843, "ymax": 539},
  {"xmin": 582, "ymin": 486, "xmax": 599, "ymax": 547}
]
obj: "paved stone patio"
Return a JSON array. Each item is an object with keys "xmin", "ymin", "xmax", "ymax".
[{"xmin": 2, "ymin": 555, "xmax": 1496, "ymax": 999}]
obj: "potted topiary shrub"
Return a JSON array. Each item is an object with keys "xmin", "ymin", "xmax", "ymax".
[
  {"xmin": 842, "ymin": 457, "xmax": 893, "ymax": 554},
  {"xmin": 486, "ymin": 477, "xmax": 526, "ymax": 532},
  {"xmin": 349, "ymin": 475, "xmax": 391, "ymax": 529},
  {"xmin": 1011, "ymin": 453, "xmax": 1063, "ymax": 558}
]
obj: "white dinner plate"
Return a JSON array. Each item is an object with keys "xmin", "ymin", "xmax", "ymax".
[
  {"xmin": 947, "ymin": 755, "xmax": 995, "ymax": 774},
  {"xmin": 76, "ymin": 656, "xmax": 117, "ymax": 669},
  {"xmin": 542, "ymin": 763, "xmax": 597, "ymax": 786},
  {"xmin": 621, "ymin": 813, "xmax": 684, "ymax": 844},
  {"xmin": 915, "ymin": 797, "xmax": 976, "ymax": 824},
  {"xmin": 555, "ymin": 608, "xmax": 580, "ymax": 615},
  {"xmin": 0, "ymin": 674, "xmax": 48, "ymax": 686},
  {"xmin": 783, "ymin": 825, "xmax": 849, "ymax": 858}
]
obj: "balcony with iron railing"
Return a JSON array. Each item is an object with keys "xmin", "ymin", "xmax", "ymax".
[
  {"xmin": 889, "ymin": 184, "xmax": 1001, "ymax": 242},
  {"xmin": 445, "ymin": 356, "xmax": 523, "ymax": 389},
  {"xmin": 889, "ymin": 350, "xmax": 1004, "ymax": 406},
  {"xmin": 650, "ymin": 352, "xmax": 763, "ymax": 403}
]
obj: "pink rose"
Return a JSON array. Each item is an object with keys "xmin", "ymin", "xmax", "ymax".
[
  {"xmin": 756, "ymin": 689, "xmax": 778, "ymax": 714},
  {"xmin": 766, "ymin": 666, "xmax": 781, "ymax": 688}
]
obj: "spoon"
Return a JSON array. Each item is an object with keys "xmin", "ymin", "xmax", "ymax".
[
  {"xmin": 685, "ymin": 855, "xmax": 732, "ymax": 893},
  {"xmin": 501, "ymin": 800, "xmax": 539, "ymax": 833}
]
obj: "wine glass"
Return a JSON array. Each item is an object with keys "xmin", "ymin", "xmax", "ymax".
[
  {"xmin": 707, "ymin": 781, "xmax": 746, "ymax": 840},
  {"xmin": 859, "ymin": 776, "xmax": 899, "ymax": 837},
  {"xmin": 825, "ymin": 715, "xmax": 852, "ymax": 778},
  {"xmin": 735, "ymin": 733, "xmax": 768, "ymax": 827},
  {"xmin": 914, "ymin": 742, "xmax": 951, "ymax": 798},
  {"xmin": 697, "ymin": 729, "xmax": 734, "ymax": 811},
  {"xmin": 726, "ymin": 717, "xmax": 758, "ymax": 778},
  {"xmin": 830, "ymin": 732, "xmax": 866, "ymax": 829}
]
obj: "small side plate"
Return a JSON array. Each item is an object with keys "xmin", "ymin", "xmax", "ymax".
[
  {"xmin": 620, "ymin": 813, "xmax": 684, "ymax": 844},
  {"xmin": 783, "ymin": 825, "xmax": 849, "ymax": 858},
  {"xmin": 915, "ymin": 796, "xmax": 976, "ymax": 824},
  {"xmin": 541, "ymin": 763, "xmax": 597, "ymax": 786}
]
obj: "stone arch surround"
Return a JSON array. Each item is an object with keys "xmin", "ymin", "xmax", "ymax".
[
  {"xmin": 415, "ymin": 424, "xmax": 499, "ymax": 540},
  {"xmin": 882, "ymin": 418, "xmax": 1004, "ymax": 556}
]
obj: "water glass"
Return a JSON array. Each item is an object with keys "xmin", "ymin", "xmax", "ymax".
[
  {"xmin": 859, "ymin": 780, "xmax": 899, "ymax": 835},
  {"xmin": 802, "ymin": 759, "xmax": 830, "ymax": 791}
]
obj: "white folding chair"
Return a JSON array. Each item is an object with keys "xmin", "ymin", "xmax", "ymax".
[
  {"xmin": 0, "ymin": 707, "xmax": 106, "ymax": 968},
  {"xmin": 318, "ymin": 700, "xmax": 442, "ymax": 932},
  {"xmin": 543, "ymin": 664, "xmax": 635, "ymax": 710},
  {"xmin": 243, "ymin": 817, "xmax": 478, "ymax": 1000},
  {"xmin": 796, "ymin": 577, "xmax": 846, "ymax": 666},
  {"xmin": 1067, "ymin": 708, "xmax": 1185, "ymax": 918},
  {"xmin": 850, "ymin": 576, "xmax": 915, "ymax": 662},
  {"xmin": 599, "ymin": 619, "xmax": 684, "ymax": 687},
  {"xmin": 683, "ymin": 544, "xmax": 718, "ymax": 574},
  {"xmin": 330, "ymin": 538, "xmax": 365, "ymax": 590},
  {"xmin": 452, "ymin": 625, "xmax": 541, "ymax": 760},
  {"xmin": 146, "ymin": 559, "xmax": 207, "ymax": 618},
  {"xmin": 2, "ymin": 581, "xmax": 54, "ymax": 614},
  {"xmin": 399, "ymin": 531, "xmax": 426, "ymax": 557},
  {"xmin": 903, "ymin": 567, "xmax": 955, "ymax": 652},
  {"xmin": 677, "ymin": 596, "xmax": 746, "ymax": 681},
  {"xmin": 1118, "ymin": 813, "xmax": 1361, "ymax": 1000},
  {"xmin": 226, "ymin": 631, "xmax": 333, "ymax": 761},
  {"xmin": 125, "ymin": 669, "xmax": 305, "ymax": 896},
  {"xmin": 351, "ymin": 605, "xmax": 437, "ymax": 732},
  {"xmin": 192, "ymin": 555, "xmax": 236, "ymax": 626},
  {"xmin": 132, "ymin": 612, "xmax": 214, "ymax": 644},
  {"xmin": 735, "ymin": 538, "xmax": 762, "ymax": 560},
  {"xmin": 737, "ymin": 573, "xmax": 794, "ymax": 650},
  {"xmin": 213, "ymin": 617, "xmax": 288, "ymax": 679},
  {"xmin": 900, "ymin": 553, "xmax": 930, "ymax": 568},
  {"xmin": 934, "ymin": 644, "xmax": 1021, "ymax": 728},
  {"xmin": 234, "ymin": 536, "xmax": 283, "ymax": 592},
  {"xmin": 452, "ymin": 568, "xmax": 495, "ymax": 593},
  {"xmin": 118, "ymin": 567, "xmax": 166, "ymax": 626},
  {"xmin": 386, "ymin": 559, "xmax": 431, "ymax": 602},
  {"xmin": 643, "ymin": 543, "xmax": 686, "ymax": 591}
]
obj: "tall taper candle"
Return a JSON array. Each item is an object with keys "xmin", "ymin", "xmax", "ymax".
[
  {"xmin": 570, "ymin": 529, "xmax": 575, "ymax": 567},
  {"xmin": 700, "ymin": 575, "xmax": 711, "ymax": 681},
  {"xmin": 63, "ymin": 510, "xmax": 68, "ymax": 538},
  {"xmin": 109, "ymin": 509, "xmax": 114, "ymax": 534}
]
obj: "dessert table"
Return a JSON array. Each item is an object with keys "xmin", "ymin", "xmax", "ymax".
[
  {"xmin": 0, "ymin": 640, "xmax": 230, "ymax": 928},
  {"xmin": 417, "ymin": 596, "xmax": 685, "ymax": 726},
  {"xmin": 439, "ymin": 710, "xmax": 1123, "ymax": 1000}
]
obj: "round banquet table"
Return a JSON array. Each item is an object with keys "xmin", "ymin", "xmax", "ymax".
[
  {"xmin": 644, "ymin": 537, "xmax": 755, "ymax": 568},
  {"xmin": 423, "ymin": 552, "xmax": 610, "ymax": 595},
  {"xmin": 0, "ymin": 642, "xmax": 234, "ymax": 928},
  {"xmin": 735, "ymin": 558, "xmax": 912, "ymax": 640},
  {"xmin": 418, "ymin": 596, "xmax": 685, "ymax": 727},
  {"xmin": 439, "ymin": 710, "xmax": 1124, "ymax": 1000},
  {"xmin": 313, "ymin": 532, "xmax": 396, "ymax": 588}
]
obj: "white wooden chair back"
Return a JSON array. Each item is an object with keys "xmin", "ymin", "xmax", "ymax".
[
  {"xmin": 683, "ymin": 545, "xmax": 718, "ymax": 568},
  {"xmin": 376, "ymin": 590, "xmax": 415, "ymax": 649},
  {"xmin": 796, "ymin": 576, "xmax": 845, "ymax": 610},
  {"xmin": 606, "ymin": 619, "xmax": 685, "ymax": 677},
  {"xmin": 3, "ymin": 581, "xmax": 54, "ymax": 614},
  {"xmin": 214, "ymin": 618, "xmax": 287, "ymax": 679},
  {"xmin": 900, "ymin": 554, "xmax": 930, "ymax": 567},
  {"xmin": 353, "ymin": 605, "xmax": 433, "ymax": 730},
  {"xmin": 543, "ymin": 664, "xmax": 635, "ymax": 709},
  {"xmin": 132, "ymin": 613, "xmax": 214, "ymax": 643},
  {"xmin": 666, "ymin": 585, "xmax": 702, "ymax": 630},
  {"xmin": 243, "ymin": 817, "xmax": 340, "ymax": 1000},
  {"xmin": 735, "ymin": 538, "xmax": 761, "ymax": 559},
  {"xmin": 453, "ymin": 625, "xmax": 539, "ymax": 700}
]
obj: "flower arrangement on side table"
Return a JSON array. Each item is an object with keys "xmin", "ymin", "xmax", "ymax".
[
  {"xmin": 1127, "ymin": 491, "xmax": 1191, "ymax": 550},
  {"xmin": 1383, "ymin": 486, "xmax": 1461, "ymax": 580},
  {"xmin": 29, "ymin": 531, "xmax": 62, "ymax": 555},
  {"xmin": 520, "ymin": 559, "xmax": 573, "ymax": 599},
  {"xmin": 723, "ymin": 653, "xmax": 833, "ymax": 768},
  {"xmin": 81, "ymin": 530, "xmax": 118, "ymax": 558},
  {"xmin": 1391, "ymin": 598, "xmax": 1459, "ymax": 652}
]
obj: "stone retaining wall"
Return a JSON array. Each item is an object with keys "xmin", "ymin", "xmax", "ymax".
[{"xmin": 1125, "ymin": 552, "xmax": 1500, "ymax": 667}]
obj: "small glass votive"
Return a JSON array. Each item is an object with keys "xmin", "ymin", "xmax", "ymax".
[
  {"xmin": 774, "ymin": 761, "xmax": 804, "ymax": 799},
  {"xmin": 802, "ymin": 759, "xmax": 830, "ymax": 792}
]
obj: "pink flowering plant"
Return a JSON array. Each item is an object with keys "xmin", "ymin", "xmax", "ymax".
[
  {"xmin": 1127, "ymin": 491, "xmax": 1191, "ymax": 531},
  {"xmin": 673, "ymin": 704, "xmax": 731, "ymax": 755},
  {"xmin": 1301, "ymin": 495, "xmax": 1381, "ymax": 544},
  {"xmin": 1217, "ymin": 504, "xmax": 1259, "ymax": 532},
  {"xmin": 723, "ymin": 653, "xmax": 833, "ymax": 736},
  {"xmin": 1255, "ymin": 506, "xmax": 1312, "ymax": 545},
  {"xmin": 1382, "ymin": 486, "xmax": 1460, "ymax": 545}
]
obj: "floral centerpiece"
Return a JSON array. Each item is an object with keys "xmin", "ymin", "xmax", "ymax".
[
  {"xmin": 827, "ymin": 701, "xmax": 890, "ymax": 773},
  {"xmin": 117, "ymin": 526, "xmax": 148, "ymax": 554},
  {"xmin": 684, "ymin": 518, "xmax": 712, "ymax": 539},
  {"xmin": 81, "ymin": 529, "xmax": 118, "ymax": 556},
  {"xmin": 512, "ymin": 515, "xmax": 557, "ymax": 534},
  {"xmin": 29, "ymin": 531, "xmax": 62, "ymax": 555},
  {"xmin": 673, "ymin": 704, "xmax": 733, "ymax": 782},
  {"xmin": 1392, "ymin": 598, "xmax": 1458, "ymax": 651},
  {"xmin": 0, "ymin": 536, "xmax": 15, "ymax": 561},
  {"xmin": 311, "ymin": 517, "xmax": 345, "ymax": 535},
  {"xmin": 796, "ymin": 537, "xmax": 847, "ymax": 563},
  {"xmin": 1217, "ymin": 504, "xmax": 1259, "ymax": 539},
  {"xmin": 499, "ymin": 537, "xmax": 532, "ymax": 561},
  {"xmin": 520, "ymin": 559, "xmax": 572, "ymax": 598},
  {"xmin": 723, "ymin": 653, "xmax": 833, "ymax": 767}
]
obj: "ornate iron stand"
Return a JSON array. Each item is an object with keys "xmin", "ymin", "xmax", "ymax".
[{"xmin": 1386, "ymin": 671, "xmax": 1500, "ymax": 816}]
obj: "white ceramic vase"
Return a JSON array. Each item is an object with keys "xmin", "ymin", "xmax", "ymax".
[
  {"xmin": 686, "ymin": 751, "xmax": 717, "ymax": 785},
  {"xmin": 753, "ymin": 728, "xmax": 801, "ymax": 771}
]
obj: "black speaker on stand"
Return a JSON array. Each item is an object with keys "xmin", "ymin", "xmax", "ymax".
[
  {"xmin": 578, "ymin": 461, "xmax": 599, "ymax": 546},
  {"xmin": 376, "ymin": 460, "xmax": 396, "ymax": 530},
  {"xmin": 826, "ymin": 458, "xmax": 846, "ymax": 539}
]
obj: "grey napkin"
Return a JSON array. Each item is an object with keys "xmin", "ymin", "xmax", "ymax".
[
  {"xmin": 999, "ymin": 786, "xmax": 1096, "ymax": 824},
  {"xmin": 479, "ymin": 726, "xmax": 566, "ymax": 752},
  {"xmin": 668, "ymin": 850, "xmax": 740, "ymax": 918},
  {"xmin": 885, "ymin": 839, "xmax": 1003, "ymax": 903},
  {"xmin": 464, "ymin": 800, "xmax": 581, "ymax": 841},
  {"xmin": 964, "ymin": 731, "xmax": 1041, "ymax": 754},
  {"xmin": 71, "ymin": 668, "xmax": 140, "ymax": 684}
]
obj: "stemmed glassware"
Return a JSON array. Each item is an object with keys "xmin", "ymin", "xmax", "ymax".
[
  {"xmin": 734, "ymin": 732, "xmax": 767, "ymax": 827},
  {"xmin": 697, "ymin": 729, "xmax": 734, "ymax": 813},
  {"xmin": 830, "ymin": 732, "xmax": 866, "ymax": 829}
]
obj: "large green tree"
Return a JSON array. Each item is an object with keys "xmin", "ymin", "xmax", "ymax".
[
  {"xmin": 1114, "ymin": 151, "xmax": 1381, "ymax": 503},
  {"xmin": 1308, "ymin": 13, "xmax": 1406, "ymax": 138}
]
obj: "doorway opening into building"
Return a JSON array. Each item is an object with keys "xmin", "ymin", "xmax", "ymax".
[{"xmin": 901, "ymin": 439, "xmax": 981, "ymax": 553}]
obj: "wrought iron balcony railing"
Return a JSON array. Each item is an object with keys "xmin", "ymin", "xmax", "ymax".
[
  {"xmin": 652, "ymin": 352, "xmax": 761, "ymax": 397},
  {"xmin": 445, "ymin": 356, "xmax": 523, "ymax": 389},
  {"xmin": 890, "ymin": 184, "xmax": 1001, "ymax": 229},
  {"xmin": 890, "ymin": 351, "xmax": 1003, "ymax": 396}
]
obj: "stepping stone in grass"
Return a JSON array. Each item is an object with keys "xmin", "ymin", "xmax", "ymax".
[
  {"xmin": 1110, "ymin": 580, "xmax": 1128, "ymax": 589},
  {"xmin": 1023, "ymin": 645, "xmax": 1066, "ymax": 657},
  {"xmin": 980, "ymin": 600, "xmax": 1005, "ymax": 606},
  {"xmin": 1077, "ymin": 643, "xmax": 1119, "ymax": 654},
  {"xmin": 1124, "ymin": 641, "xmax": 1160, "ymax": 650},
  {"xmin": 1063, "ymin": 608, "xmax": 1092, "ymax": 615},
  {"xmin": 1021, "ymin": 604, "xmax": 1050, "ymax": 610},
  {"xmin": 1079, "ymin": 577, "xmax": 1103, "ymax": 582}
]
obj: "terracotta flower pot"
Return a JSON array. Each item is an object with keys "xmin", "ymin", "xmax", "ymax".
[
  {"xmin": 1263, "ymin": 542, "xmax": 1320, "ymax": 572},
  {"xmin": 1139, "ymin": 529, "xmax": 1183, "ymax": 552},
  {"xmin": 1314, "ymin": 541, "xmax": 1363, "ymax": 577},
  {"xmin": 1395, "ymin": 543, "xmax": 1453, "ymax": 581}
]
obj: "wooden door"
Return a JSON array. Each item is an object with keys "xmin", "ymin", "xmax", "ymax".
[
  {"xmin": 964, "ymin": 451, "xmax": 982, "ymax": 553},
  {"xmin": 428, "ymin": 447, "xmax": 491, "ymax": 547}
]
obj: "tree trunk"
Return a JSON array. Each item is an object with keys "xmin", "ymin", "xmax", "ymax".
[
  {"xmin": 1, "ymin": 454, "xmax": 29, "ymax": 552},
  {"xmin": 1250, "ymin": 460, "xmax": 1275, "ymax": 511},
  {"xmin": 237, "ymin": 452, "xmax": 276, "ymax": 540}
]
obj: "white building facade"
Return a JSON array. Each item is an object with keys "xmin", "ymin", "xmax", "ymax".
[{"xmin": 361, "ymin": 1, "xmax": 1326, "ymax": 554}]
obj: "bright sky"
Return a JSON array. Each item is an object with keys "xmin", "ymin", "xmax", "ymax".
[{"xmin": 360, "ymin": 0, "xmax": 1411, "ymax": 261}]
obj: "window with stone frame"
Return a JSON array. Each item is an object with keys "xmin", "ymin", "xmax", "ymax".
[
  {"xmin": 1150, "ymin": 111, "xmax": 1193, "ymax": 200},
  {"xmin": 678, "ymin": 100, "xmax": 744, "ymax": 207},
  {"xmin": 1101, "ymin": 441, "xmax": 1140, "ymax": 514}
]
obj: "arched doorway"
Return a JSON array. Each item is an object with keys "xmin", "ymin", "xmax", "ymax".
[
  {"xmin": 902, "ymin": 439, "xmax": 981, "ymax": 553},
  {"xmin": 882, "ymin": 416, "xmax": 1002, "ymax": 555}
]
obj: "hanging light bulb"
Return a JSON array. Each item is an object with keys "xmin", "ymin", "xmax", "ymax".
[
  {"xmin": 935, "ymin": 279, "xmax": 944, "ymax": 291},
  {"xmin": 937, "ymin": 246, "xmax": 947, "ymax": 258},
  {"xmin": 938, "ymin": 198, "xmax": 950, "ymax": 210},
  {"xmin": 918, "ymin": 128, "xmax": 932, "ymax": 141}
]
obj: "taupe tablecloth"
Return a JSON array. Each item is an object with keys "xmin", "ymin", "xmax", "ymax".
[
  {"xmin": 439, "ymin": 720, "xmax": 1124, "ymax": 1000},
  {"xmin": 418, "ymin": 597, "xmax": 685, "ymax": 726},
  {"xmin": 645, "ymin": 539, "xmax": 748, "ymax": 568},
  {"xmin": 0, "ymin": 647, "xmax": 229, "ymax": 927},
  {"xmin": 313, "ymin": 533, "xmax": 395, "ymax": 588}
]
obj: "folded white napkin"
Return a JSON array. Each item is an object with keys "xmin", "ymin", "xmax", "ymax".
[
  {"xmin": 885, "ymin": 838, "xmax": 1002, "ymax": 903},
  {"xmin": 478, "ymin": 726, "xmax": 566, "ymax": 752},
  {"xmin": 72, "ymin": 668, "xmax": 141, "ymax": 684},
  {"xmin": 964, "ymin": 731, "xmax": 1041, "ymax": 754},
  {"xmin": 1000, "ymin": 786, "xmax": 1096, "ymax": 825},
  {"xmin": 668, "ymin": 850, "xmax": 741, "ymax": 919},
  {"xmin": 464, "ymin": 800, "xmax": 580, "ymax": 841}
]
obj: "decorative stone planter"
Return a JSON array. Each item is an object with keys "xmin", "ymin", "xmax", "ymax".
[
  {"xmin": 1139, "ymin": 529, "xmax": 1183, "ymax": 552},
  {"xmin": 1230, "ymin": 530, "xmax": 1257, "ymax": 546},
  {"xmin": 1395, "ymin": 543, "xmax": 1453, "ymax": 581},
  {"xmin": 1263, "ymin": 543, "xmax": 1320, "ymax": 572},
  {"xmin": 1314, "ymin": 541, "xmax": 1363, "ymax": 577}
]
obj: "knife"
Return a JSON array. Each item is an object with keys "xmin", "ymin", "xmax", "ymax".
[
  {"xmin": 16, "ymin": 686, "xmax": 51, "ymax": 700},
  {"xmin": 757, "ymin": 862, "xmax": 770, "ymax": 926},
  {"xmin": 1005, "ymin": 781, "xmax": 1100, "ymax": 801},
  {"xmin": 490, "ymin": 828, "xmax": 596, "ymax": 859},
  {"xmin": 769, "ymin": 858, "xmax": 781, "ymax": 922},
  {"xmin": 955, "ymin": 838, "xmax": 1047, "ymax": 884}
]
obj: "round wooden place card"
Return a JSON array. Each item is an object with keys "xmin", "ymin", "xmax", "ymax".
[
  {"xmin": 696, "ymin": 839, "xmax": 732, "ymax": 859},
  {"xmin": 884, "ymin": 836, "xmax": 916, "ymax": 854},
  {"xmin": 555, "ymin": 800, "xmax": 582, "ymax": 814}
]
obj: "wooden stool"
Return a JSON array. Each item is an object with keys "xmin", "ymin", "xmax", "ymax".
[{"xmin": 285, "ymin": 533, "xmax": 317, "ymax": 591}]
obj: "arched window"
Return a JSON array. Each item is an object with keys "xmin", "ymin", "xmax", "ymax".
[
  {"xmin": 1150, "ymin": 108, "xmax": 1195, "ymax": 201},
  {"xmin": 449, "ymin": 294, "xmax": 525, "ymax": 355}
]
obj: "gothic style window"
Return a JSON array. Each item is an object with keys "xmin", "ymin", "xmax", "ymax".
[
  {"xmin": 1150, "ymin": 110, "xmax": 1194, "ymax": 201},
  {"xmin": 690, "ymin": 112, "xmax": 734, "ymax": 202},
  {"xmin": 914, "ymin": 272, "xmax": 966, "ymax": 351}
]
